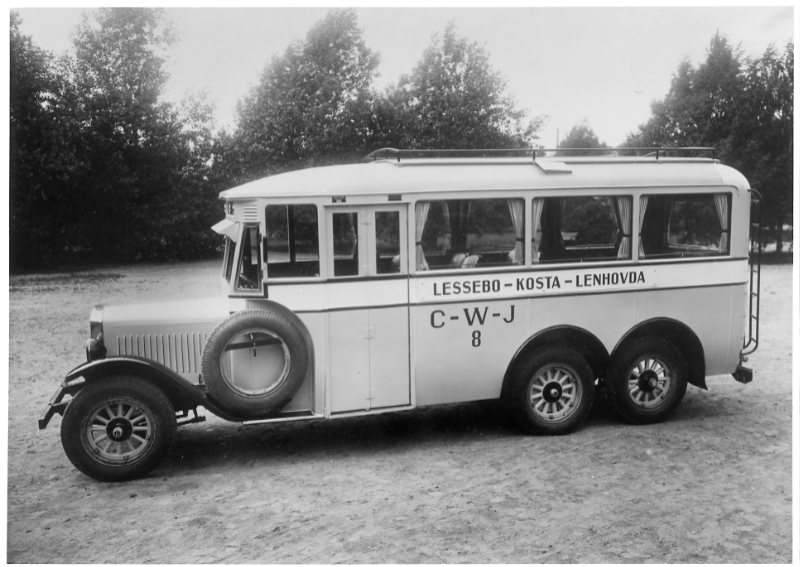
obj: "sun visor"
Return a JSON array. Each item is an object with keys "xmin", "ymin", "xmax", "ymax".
[{"xmin": 211, "ymin": 218, "xmax": 239, "ymax": 242}]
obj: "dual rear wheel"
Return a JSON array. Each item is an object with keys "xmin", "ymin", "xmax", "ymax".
[{"xmin": 507, "ymin": 337, "xmax": 688, "ymax": 435}]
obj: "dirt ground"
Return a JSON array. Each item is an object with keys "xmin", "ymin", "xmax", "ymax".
[{"xmin": 7, "ymin": 261, "xmax": 794, "ymax": 563}]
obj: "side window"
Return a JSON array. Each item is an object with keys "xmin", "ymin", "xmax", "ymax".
[
  {"xmin": 415, "ymin": 198, "xmax": 524, "ymax": 270},
  {"xmin": 639, "ymin": 193, "xmax": 730, "ymax": 258},
  {"xmin": 264, "ymin": 204, "xmax": 320, "ymax": 278},
  {"xmin": 532, "ymin": 196, "xmax": 632, "ymax": 263},
  {"xmin": 332, "ymin": 212, "xmax": 359, "ymax": 277},
  {"xmin": 234, "ymin": 224, "xmax": 261, "ymax": 292},
  {"xmin": 375, "ymin": 211, "xmax": 401, "ymax": 274}
]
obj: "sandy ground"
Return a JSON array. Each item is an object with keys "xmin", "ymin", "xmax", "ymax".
[{"xmin": 7, "ymin": 261, "xmax": 794, "ymax": 563}]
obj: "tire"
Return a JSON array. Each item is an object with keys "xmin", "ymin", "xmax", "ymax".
[
  {"xmin": 606, "ymin": 337, "xmax": 688, "ymax": 425},
  {"xmin": 61, "ymin": 376, "xmax": 176, "ymax": 482},
  {"xmin": 507, "ymin": 346, "xmax": 595, "ymax": 435},
  {"xmin": 201, "ymin": 309, "xmax": 308, "ymax": 419}
]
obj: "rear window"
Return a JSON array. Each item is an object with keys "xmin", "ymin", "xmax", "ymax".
[{"xmin": 639, "ymin": 193, "xmax": 730, "ymax": 258}]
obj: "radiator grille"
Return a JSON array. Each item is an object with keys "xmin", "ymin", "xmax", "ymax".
[{"xmin": 116, "ymin": 332, "xmax": 209, "ymax": 374}]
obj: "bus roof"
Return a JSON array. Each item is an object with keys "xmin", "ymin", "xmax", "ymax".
[{"xmin": 219, "ymin": 156, "xmax": 750, "ymax": 201}]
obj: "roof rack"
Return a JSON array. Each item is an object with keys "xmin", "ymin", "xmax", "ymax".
[{"xmin": 364, "ymin": 147, "xmax": 717, "ymax": 162}]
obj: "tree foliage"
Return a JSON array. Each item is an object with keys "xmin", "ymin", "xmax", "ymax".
[
  {"xmin": 625, "ymin": 34, "xmax": 793, "ymax": 249},
  {"xmin": 11, "ymin": 9, "xmax": 550, "ymax": 271},
  {"xmin": 10, "ymin": 12, "xmax": 85, "ymax": 267},
  {"xmin": 375, "ymin": 23, "xmax": 543, "ymax": 150},
  {"xmin": 10, "ymin": 9, "xmax": 225, "ymax": 269},
  {"xmin": 556, "ymin": 120, "xmax": 608, "ymax": 156},
  {"xmin": 232, "ymin": 9, "xmax": 380, "ymax": 180}
]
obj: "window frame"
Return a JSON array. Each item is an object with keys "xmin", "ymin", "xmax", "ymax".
[
  {"xmin": 230, "ymin": 222, "xmax": 264, "ymax": 296},
  {"xmin": 531, "ymin": 194, "xmax": 634, "ymax": 265},
  {"xmin": 263, "ymin": 203, "xmax": 322, "ymax": 281},
  {"xmin": 413, "ymin": 197, "xmax": 526, "ymax": 273},
  {"xmin": 637, "ymin": 191, "xmax": 732, "ymax": 261}
]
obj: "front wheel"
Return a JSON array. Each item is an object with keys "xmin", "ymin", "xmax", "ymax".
[
  {"xmin": 606, "ymin": 337, "xmax": 688, "ymax": 425},
  {"xmin": 61, "ymin": 376, "xmax": 176, "ymax": 482},
  {"xmin": 507, "ymin": 346, "xmax": 595, "ymax": 435}
]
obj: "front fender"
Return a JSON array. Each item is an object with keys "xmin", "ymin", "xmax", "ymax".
[{"xmin": 64, "ymin": 356, "xmax": 240, "ymax": 421}]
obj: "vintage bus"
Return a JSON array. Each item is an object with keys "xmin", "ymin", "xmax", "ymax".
[{"xmin": 39, "ymin": 148, "xmax": 761, "ymax": 481}]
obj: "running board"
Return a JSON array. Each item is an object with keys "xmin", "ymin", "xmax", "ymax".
[
  {"xmin": 242, "ymin": 411, "xmax": 323, "ymax": 426},
  {"xmin": 329, "ymin": 405, "xmax": 416, "ymax": 419}
]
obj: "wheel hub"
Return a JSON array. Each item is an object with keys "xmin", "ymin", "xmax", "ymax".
[
  {"xmin": 542, "ymin": 382, "xmax": 563, "ymax": 403},
  {"xmin": 637, "ymin": 370, "xmax": 660, "ymax": 393},
  {"xmin": 106, "ymin": 418, "xmax": 133, "ymax": 442}
]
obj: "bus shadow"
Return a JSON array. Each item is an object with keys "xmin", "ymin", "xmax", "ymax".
[{"xmin": 161, "ymin": 396, "xmax": 620, "ymax": 476}]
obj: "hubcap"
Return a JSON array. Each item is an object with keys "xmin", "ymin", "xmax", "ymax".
[
  {"xmin": 83, "ymin": 399, "xmax": 153, "ymax": 464},
  {"xmin": 528, "ymin": 363, "xmax": 582, "ymax": 423},
  {"xmin": 627, "ymin": 356, "xmax": 674, "ymax": 410}
]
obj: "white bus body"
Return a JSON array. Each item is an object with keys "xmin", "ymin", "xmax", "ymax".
[{"xmin": 41, "ymin": 149, "xmax": 760, "ymax": 481}]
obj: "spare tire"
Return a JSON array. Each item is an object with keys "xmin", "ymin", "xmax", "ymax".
[{"xmin": 201, "ymin": 310, "xmax": 309, "ymax": 418}]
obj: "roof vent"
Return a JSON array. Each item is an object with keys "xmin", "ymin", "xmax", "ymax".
[{"xmin": 535, "ymin": 161, "xmax": 572, "ymax": 174}]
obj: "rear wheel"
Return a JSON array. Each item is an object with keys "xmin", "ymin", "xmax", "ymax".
[
  {"xmin": 61, "ymin": 376, "xmax": 176, "ymax": 482},
  {"xmin": 607, "ymin": 337, "xmax": 688, "ymax": 424},
  {"xmin": 507, "ymin": 346, "xmax": 595, "ymax": 435}
]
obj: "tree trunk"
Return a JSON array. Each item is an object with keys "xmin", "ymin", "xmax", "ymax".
[{"xmin": 775, "ymin": 217, "xmax": 784, "ymax": 253}]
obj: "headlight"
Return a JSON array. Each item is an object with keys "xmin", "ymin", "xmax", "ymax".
[
  {"xmin": 89, "ymin": 305, "xmax": 104, "ymax": 340},
  {"xmin": 85, "ymin": 336, "xmax": 107, "ymax": 362},
  {"xmin": 86, "ymin": 306, "xmax": 106, "ymax": 361}
]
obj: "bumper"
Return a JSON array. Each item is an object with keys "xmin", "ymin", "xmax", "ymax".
[
  {"xmin": 38, "ymin": 381, "xmax": 84, "ymax": 430},
  {"xmin": 732, "ymin": 365, "xmax": 753, "ymax": 384}
]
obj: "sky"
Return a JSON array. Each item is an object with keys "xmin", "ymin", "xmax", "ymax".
[{"xmin": 13, "ymin": 6, "xmax": 795, "ymax": 148}]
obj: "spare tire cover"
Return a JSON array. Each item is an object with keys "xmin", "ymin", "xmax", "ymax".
[{"xmin": 201, "ymin": 309, "xmax": 309, "ymax": 418}]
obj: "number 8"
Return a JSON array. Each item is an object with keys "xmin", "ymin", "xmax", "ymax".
[{"xmin": 472, "ymin": 330, "xmax": 481, "ymax": 347}]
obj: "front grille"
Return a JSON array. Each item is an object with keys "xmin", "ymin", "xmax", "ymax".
[{"xmin": 116, "ymin": 332, "xmax": 209, "ymax": 374}]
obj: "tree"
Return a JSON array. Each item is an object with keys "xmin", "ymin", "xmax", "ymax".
[
  {"xmin": 10, "ymin": 8, "xmax": 229, "ymax": 270},
  {"xmin": 729, "ymin": 43, "xmax": 793, "ymax": 252},
  {"xmin": 10, "ymin": 12, "xmax": 86, "ymax": 268},
  {"xmin": 626, "ymin": 34, "xmax": 745, "ymax": 151},
  {"xmin": 556, "ymin": 120, "xmax": 608, "ymax": 156},
  {"xmin": 153, "ymin": 90, "xmax": 229, "ymax": 260},
  {"xmin": 379, "ymin": 23, "xmax": 543, "ymax": 150},
  {"xmin": 233, "ymin": 9, "xmax": 380, "ymax": 180},
  {"xmin": 69, "ymin": 8, "xmax": 182, "ymax": 258},
  {"xmin": 625, "ymin": 34, "xmax": 792, "ymax": 249}
]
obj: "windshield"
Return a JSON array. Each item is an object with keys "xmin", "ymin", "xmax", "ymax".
[{"xmin": 223, "ymin": 237, "xmax": 236, "ymax": 283}]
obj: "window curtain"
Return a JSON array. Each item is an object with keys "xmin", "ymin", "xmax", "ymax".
[
  {"xmin": 415, "ymin": 202, "xmax": 430, "ymax": 270},
  {"xmin": 540, "ymin": 199, "xmax": 565, "ymax": 260},
  {"xmin": 507, "ymin": 199, "xmax": 524, "ymax": 264},
  {"xmin": 614, "ymin": 197, "xmax": 632, "ymax": 259},
  {"xmin": 713, "ymin": 194, "xmax": 729, "ymax": 252},
  {"xmin": 442, "ymin": 202, "xmax": 452, "ymax": 253},
  {"xmin": 638, "ymin": 195, "xmax": 649, "ymax": 258},
  {"xmin": 531, "ymin": 198, "xmax": 545, "ymax": 263},
  {"xmin": 450, "ymin": 200, "xmax": 472, "ymax": 252}
]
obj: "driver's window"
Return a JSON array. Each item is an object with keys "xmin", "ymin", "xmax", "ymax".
[{"xmin": 235, "ymin": 224, "xmax": 261, "ymax": 292}]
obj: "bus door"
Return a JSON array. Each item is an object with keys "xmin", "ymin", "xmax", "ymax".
[{"xmin": 325, "ymin": 204, "xmax": 410, "ymax": 413}]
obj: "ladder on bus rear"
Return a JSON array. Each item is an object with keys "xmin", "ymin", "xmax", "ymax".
[
  {"xmin": 743, "ymin": 190, "xmax": 762, "ymax": 356},
  {"xmin": 734, "ymin": 190, "xmax": 762, "ymax": 384}
]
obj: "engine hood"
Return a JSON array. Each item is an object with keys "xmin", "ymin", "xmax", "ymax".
[{"xmin": 101, "ymin": 297, "xmax": 229, "ymax": 329}]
